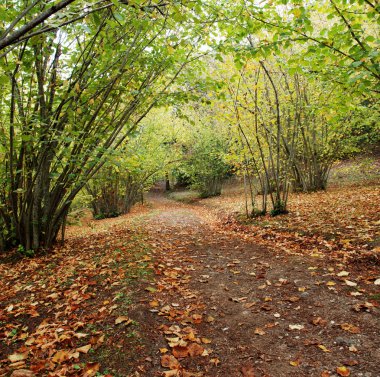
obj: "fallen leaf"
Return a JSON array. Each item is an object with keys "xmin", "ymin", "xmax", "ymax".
[
  {"xmin": 188, "ymin": 343, "xmax": 204, "ymax": 357},
  {"xmin": 172, "ymin": 345, "xmax": 189, "ymax": 358},
  {"xmin": 161, "ymin": 354, "xmax": 180, "ymax": 369},
  {"xmin": 340, "ymin": 323, "xmax": 360, "ymax": 334},
  {"xmin": 209, "ymin": 358, "xmax": 220, "ymax": 366},
  {"xmin": 343, "ymin": 360, "xmax": 358, "ymax": 366},
  {"xmin": 77, "ymin": 344, "xmax": 92, "ymax": 353},
  {"xmin": 8, "ymin": 353, "xmax": 28, "ymax": 363},
  {"xmin": 318, "ymin": 344, "xmax": 331, "ymax": 353},
  {"xmin": 344, "ymin": 280, "xmax": 357, "ymax": 287},
  {"xmin": 10, "ymin": 370, "xmax": 35, "ymax": 377},
  {"xmin": 352, "ymin": 302, "xmax": 374, "ymax": 312},
  {"xmin": 254, "ymin": 327, "xmax": 266, "ymax": 335},
  {"xmin": 162, "ymin": 371, "xmax": 179, "ymax": 377},
  {"xmin": 348, "ymin": 345, "xmax": 358, "ymax": 352},
  {"xmin": 285, "ymin": 296, "xmax": 300, "ymax": 302},
  {"xmin": 321, "ymin": 371, "xmax": 330, "ymax": 377},
  {"xmin": 145, "ymin": 286, "xmax": 157, "ymax": 293},
  {"xmin": 289, "ymin": 360, "xmax": 300, "ymax": 366},
  {"xmin": 311, "ymin": 317, "xmax": 327, "ymax": 326},
  {"xmin": 83, "ymin": 362, "xmax": 100, "ymax": 377},
  {"xmin": 241, "ymin": 365, "xmax": 255, "ymax": 376},
  {"xmin": 336, "ymin": 366, "xmax": 350, "ymax": 376},
  {"xmin": 337, "ymin": 271, "xmax": 349, "ymax": 277},
  {"xmin": 115, "ymin": 316, "xmax": 133, "ymax": 325},
  {"xmin": 52, "ymin": 350, "xmax": 69, "ymax": 363}
]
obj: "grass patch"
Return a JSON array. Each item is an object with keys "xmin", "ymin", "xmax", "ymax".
[{"xmin": 167, "ymin": 190, "xmax": 200, "ymax": 203}]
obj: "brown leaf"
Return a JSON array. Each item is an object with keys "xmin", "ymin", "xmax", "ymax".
[
  {"xmin": 162, "ymin": 371, "xmax": 180, "ymax": 377},
  {"xmin": 210, "ymin": 358, "xmax": 220, "ymax": 366},
  {"xmin": 343, "ymin": 360, "xmax": 358, "ymax": 366},
  {"xmin": 83, "ymin": 362, "xmax": 100, "ymax": 377},
  {"xmin": 10, "ymin": 370, "xmax": 35, "ymax": 377},
  {"xmin": 172, "ymin": 345, "xmax": 189, "ymax": 358},
  {"xmin": 115, "ymin": 316, "xmax": 133, "ymax": 325},
  {"xmin": 340, "ymin": 323, "xmax": 360, "ymax": 334},
  {"xmin": 241, "ymin": 365, "xmax": 255, "ymax": 376},
  {"xmin": 182, "ymin": 371, "xmax": 204, "ymax": 377},
  {"xmin": 285, "ymin": 296, "xmax": 300, "ymax": 303},
  {"xmin": 311, "ymin": 317, "xmax": 327, "ymax": 326},
  {"xmin": 52, "ymin": 350, "xmax": 69, "ymax": 363},
  {"xmin": 188, "ymin": 343, "xmax": 204, "ymax": 357},
  {"xmin": 254, "ymin": 327, "xmax": 266, "ymax": 335},
  {"xmin": 161, "ymin": 354, "xmax": 180, "ymax": 370},
  {"xmin": 77, "ymin": 344, "xmax": 92, "ymax": 353},
  {"xmin": 192, "ymin": 314, "xmax": 203, "ymax": 324}
]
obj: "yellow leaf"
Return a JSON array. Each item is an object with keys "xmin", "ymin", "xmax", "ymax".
[
  {"xmin": 293, "ymin": 8, "xmax": 301, "ymax": 18},
  {"xmin": 318, "ymin": 344, "xmax": 331, "ymax": 353},
  {"xmin": 201, "ymin": 337, "xmax": 212, "ymax": 344},
  {"xmin": 77, "ymin": 344, "xmax": 91, "ymax": 354},
  {"xmin": 336, "ymin": 366, "xmax": 350, "ymax": 376},
  {"xmin": 8, "ymin": 353, "xmax": 27, "ymax": 362},
  {"xmin": 52, "ymin": 350, "xmax": 69, "ymax": 363},
  {"xmin": 149, "ymin": 300, "xmax": 159, "ymax": 307}
]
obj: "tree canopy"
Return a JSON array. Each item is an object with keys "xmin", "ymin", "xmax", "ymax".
[{"xmin": 0, "ymin": 0, "xmax": 379, "ymax": 252}]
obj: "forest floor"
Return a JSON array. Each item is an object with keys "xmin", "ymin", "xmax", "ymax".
[{"xmin": 1, "ymin": 165, "xmax": 380, "ymax": 377}]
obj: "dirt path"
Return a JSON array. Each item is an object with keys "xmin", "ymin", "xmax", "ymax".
[
  {"xmin": 1, "ymin": 194, "xmax": 379, "ymax": 377},
  {"xmin": 129, "ymin": 195, "xmax": 380, "ymax": 377}
]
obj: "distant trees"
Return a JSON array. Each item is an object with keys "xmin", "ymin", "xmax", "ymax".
[
  {"xmin": 180, "ymin": 127, "xmax": 230, "ymax": 198},
  {"xmin": 86, "ymin": 120, "xmax": 174, "ymax": 219}
]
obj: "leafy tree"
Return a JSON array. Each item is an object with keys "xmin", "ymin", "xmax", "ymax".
[
  {"xmin": 219, "ymin": 0, "xmax": 379, "ymax": 93},
  {"xmin": 86, "ymin": 114, "xmax": 178, "ymax": 219},
  {"xmin": 0, "ymin": 2, "xmax": 214, "ymax": 251},
  {"xmin": 171, "ymin": 103, "xmax": 231, "ymax": 198}
]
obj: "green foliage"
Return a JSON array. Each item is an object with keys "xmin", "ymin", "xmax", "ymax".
[
  {"xmin": 0, "ymin": 0, "xmax": 379, "ymax": 250},
  {"xmin": 0, "ymin": 0, "xmax": 217, "ymax": 251},
  {"xmin": 187, "ymin": 136, "xmax": 230, "ymax": 197},
  {"xmin": 17, "ymin": 244, "xmax": 35, "ymax": 257},
  {"xmin": 176, "ymin": 121, "xmax": 230, "ymax": 198},
  {"xmin": 86, "ymin": 109, "xmax": 180, "ymax": 218}
]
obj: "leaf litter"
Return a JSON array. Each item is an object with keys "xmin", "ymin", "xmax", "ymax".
[{"xmin": 0, "ymin": 182, "xmax": 379, "ymax": 376}]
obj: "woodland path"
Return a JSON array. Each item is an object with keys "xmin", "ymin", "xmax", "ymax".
[
  {"xmin": 125, "ymin": 194, "xmax": 380, "ymax": 377},
  {"xmin": 1, "ymin": 193, "xmax": 379, "ymax": 377}
]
